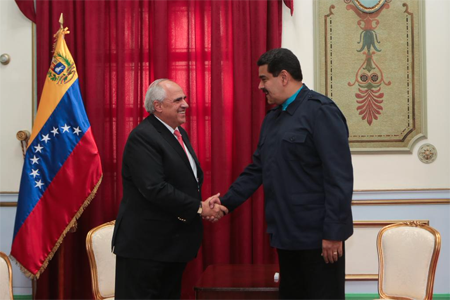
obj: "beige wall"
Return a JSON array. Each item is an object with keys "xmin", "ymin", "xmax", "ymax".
[
  {"xmin": 0, "ymin": 0, "xmax": 33, "ymax": 192},
  {"xmin": 282, "ymin": 0, "xmax": 450, "ymax": 190},
  {"xmin": 0, "ymin": 0, "xmax": 34, "ymax": 295}
]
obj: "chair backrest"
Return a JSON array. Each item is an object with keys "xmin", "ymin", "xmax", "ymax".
[
  {"xmin": 377, "ymin": 221, "xmax": 441, "ymax": 300},
  {"xmin": 0, "ymin": 251, "xmax": 13, "ymax": 300},
  {"xmin": 86, "ymin": 220, "xmax": 116, "ymax": 300}
]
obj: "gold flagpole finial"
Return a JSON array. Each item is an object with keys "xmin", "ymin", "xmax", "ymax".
[
  {"xmin": 59, "ymin": 13, "xmax": 64, "ymax": 29},
  {"xmin": 52, "ymin": 13, "xmax": 69, "ymax": 53}
]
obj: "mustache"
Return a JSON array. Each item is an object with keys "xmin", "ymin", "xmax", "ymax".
[{"xmin": 261, "ymin": 88, "xmax": 269, "ymax": 94}]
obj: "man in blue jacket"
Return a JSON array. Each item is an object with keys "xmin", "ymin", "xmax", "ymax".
[{"xmin": 217, "ymin": 48, "xmax": 354, "ymax": 299}]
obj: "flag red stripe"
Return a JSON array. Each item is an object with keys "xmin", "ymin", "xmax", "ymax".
[{"xmin": 11, "ymin": 128, "xmax": 102, "ymax": 274}]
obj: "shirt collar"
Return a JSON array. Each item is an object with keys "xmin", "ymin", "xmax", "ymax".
[
  {"xmin": 281, "ymin": 86, "xmax": 303, "ymax": 111},
  {"xmin": 154, "ymin": 115, "xmax": 179, "ymax": 135}
]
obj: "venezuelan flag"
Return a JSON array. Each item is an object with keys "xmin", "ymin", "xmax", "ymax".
[{"xmin": 10, "ymin": 25, "xmax": 103, "ymax": 279}]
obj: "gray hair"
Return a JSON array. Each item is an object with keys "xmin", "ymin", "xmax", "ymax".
[{"xmin": 144, "ymin": 79, "xmax": 168, "ymax": 113}]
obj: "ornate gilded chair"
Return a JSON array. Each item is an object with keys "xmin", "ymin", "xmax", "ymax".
[
  {"xmin": 86, "ymin": 220, "xmax": 116, "ymax": 300},
  {"xmin": 0, "ymin": 251, "xmax": 14, "ymax": 300},
  {"xmin": 377, "ymin": 221, "xmax": 441, "ymax": 300}
]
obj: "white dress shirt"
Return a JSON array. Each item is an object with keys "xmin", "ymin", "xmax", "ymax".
[{"xmin": 154, "ymin": 116, "xmax": 198, "ymax": 181}]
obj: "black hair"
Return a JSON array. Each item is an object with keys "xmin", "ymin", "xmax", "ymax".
[{"xmin": 257, "ymin": 48, "xmax": 303, "ymax": 81}]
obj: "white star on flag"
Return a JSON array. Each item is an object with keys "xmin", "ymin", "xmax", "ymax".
[
  {"xmin": 51, "ymin": 127, "xmax": 59, "ymax": 136},
  {"xmin": 73, "ymin": 127, "xmax": 82, "ymax": 136},
  {"xmin": 30, "ymin": 155, "xmax": 40, "ymax": 165},
  {"xmin": 41, "ymin": 134, "xmax": 51, "ymax": 143},
  {"xmin": 35, "ymin": 180, "xmax": 44, "ymax": 189},
  {"xmin": 30, "ymin": 169, "xmax": 40, "ymax": 178},
  {"xmin": 61, "ymin": 124, "xmax": 71, "ymax": 133},
  {"xmin": 34, "ymin": 144, "xmax": 43, "ymax": 153}
]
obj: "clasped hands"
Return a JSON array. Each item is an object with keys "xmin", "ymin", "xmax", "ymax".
[{"xmin": 200, "ymin": 193, "xmax": 228, "ymax": 223}]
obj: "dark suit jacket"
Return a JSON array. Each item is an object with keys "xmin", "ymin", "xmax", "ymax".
[
  {"xmin": 221, "ymin": 85, "xmax": 354, "ymax": 250},
  {"xmin": 112, "ymin": 114, "xmax": 204, "ymax": 262}
]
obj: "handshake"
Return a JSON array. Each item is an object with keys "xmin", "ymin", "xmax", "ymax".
[{"xmin": 200, "ymin": 193, "xmax": 228, "ymax": 223}]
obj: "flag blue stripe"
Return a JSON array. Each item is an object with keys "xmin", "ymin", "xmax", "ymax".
[{"xmin": 13, "ymin": 79, "xmax": 90, "ymax": 238}]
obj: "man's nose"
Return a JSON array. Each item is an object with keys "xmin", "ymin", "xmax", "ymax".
[
  {"xmin": 258, "ymin": 81, "xmax": 264, "ymax": 90},
  {"xmin": 181, "ymin": 99, "xmax": 189, "ymax": 108}
]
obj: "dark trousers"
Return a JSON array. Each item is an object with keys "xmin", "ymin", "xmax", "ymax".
[
  {"xmin": 115, "ymin": 255, "xmax": 187, "ymax": 299},
  {"xmin": 277, "ymin": 247, "xmax": 345, "ymax": 300}
]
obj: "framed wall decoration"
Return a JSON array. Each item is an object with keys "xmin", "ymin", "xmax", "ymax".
[{"xmin": 314, "ymin": 0, "xmax": 427, "ymax": 152}]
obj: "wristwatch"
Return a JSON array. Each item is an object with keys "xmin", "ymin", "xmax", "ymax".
[{"xmin": 197, "ymin": 202, "xmax": 203, "ymax": 215}]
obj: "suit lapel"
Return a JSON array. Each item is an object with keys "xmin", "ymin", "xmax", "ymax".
[
  {"xmin": 148, "ymin": 115, "xmax": 192, "ymax": 172},
  {"xmin": 179, "ymin": 127, "xmax": 203, "ymax": 184}
]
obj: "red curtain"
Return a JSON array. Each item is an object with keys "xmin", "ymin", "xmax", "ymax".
[{"xmin": 16, "ymin": 0, "xmax": 287, "ymax": 298}]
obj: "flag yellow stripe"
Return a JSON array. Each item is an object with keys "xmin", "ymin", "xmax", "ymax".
[
  {"xmin": 28, "ymin": 73, "xmax": 78, "ymax": 146},
  {"xmin": 28, "ymin": 33, "xmax": 78, "ymax": 146}
]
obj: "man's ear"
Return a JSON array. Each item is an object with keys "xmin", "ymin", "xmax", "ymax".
[
  {"xmin": 154, "ymin": 100, "xmax": 163, "ymax": 113},
  {"xmin": 280, "ymin": 70, "xmax": 289, "ymax": 85}
]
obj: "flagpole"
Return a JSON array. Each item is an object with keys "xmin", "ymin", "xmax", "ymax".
[
  {"xmin": 28, "ymin": 14, "xmax": 67, "ymax": 299},
  {"xmin": 31, "ymin": 10, "xmax": 66, "ymax": 297},
  {"xmin": 56, "ymin": 14, "xmax": 67, "ymax": 300},
  {"xmin": 32, "ymin": 277, "xmax": 36, "ymax": 299}
]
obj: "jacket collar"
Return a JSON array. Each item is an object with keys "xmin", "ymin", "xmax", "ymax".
[{"xmin": 284, "ymin": 84, "xmax": 311, "ymax": 116}]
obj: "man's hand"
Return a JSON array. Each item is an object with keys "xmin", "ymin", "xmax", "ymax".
[
  {"xmin": 201, "ymin": 193, "xmax": 228, "ymax": 222},
  {"xmin": 209, "ymin": 196, "xmax": 221, "ymax": 209},
  {"xmin": 321, "ymin": 239, "xmax": 343, "ymax": 264}
]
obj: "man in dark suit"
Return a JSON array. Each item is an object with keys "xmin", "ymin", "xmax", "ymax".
[
  {"xmin": 112, "ymin": 79, "xmax": 227, "ymax": 299},
  {"xmin": 213, "ymin": 48, "xmax": 354, "ymax": 299}
]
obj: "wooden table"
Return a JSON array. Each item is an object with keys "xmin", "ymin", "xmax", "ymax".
[{"xmin": 194, "ymin": 264, "xmax": 280, "ymax": 299}]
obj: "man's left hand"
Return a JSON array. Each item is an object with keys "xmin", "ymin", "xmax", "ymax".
[{"xmin": 321, "ymin": 239, "xmax": 343, "ymax": 264}]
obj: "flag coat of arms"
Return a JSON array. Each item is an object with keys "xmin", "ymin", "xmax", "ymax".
[{"xmin": 11, "ymin": 25, "xmax": 103, "ymax": 279}]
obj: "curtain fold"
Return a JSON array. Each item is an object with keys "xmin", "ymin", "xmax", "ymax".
[
  {"xmin": 283, "ymin": 0, "xmax": 294, "ymax": 15},
  {"xmin": 14, "ymin": 0, "xmax": 36, "ymax": 22},
  {"xmin": 21, "ymin": 0, "xmax": 285, "ymax": 298}
]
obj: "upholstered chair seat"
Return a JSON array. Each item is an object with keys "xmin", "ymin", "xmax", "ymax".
[
  {"xmin": 0, "ymin": 251, "xmax": 13, "ymax": 300},
  {"xmin": 376, "ymin": 221, "xmax": 441, "ymax": 300},
  {"xmin": 86, "ymin": 221, "xmax": 116, "ymax": 300}
]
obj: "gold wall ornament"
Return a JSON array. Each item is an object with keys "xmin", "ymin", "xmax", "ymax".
[
  {"xmin": 418, "ymin": 143, "xmax": 437, "ymax": 164},
  {"xmin": 16, "ymin": 130, "xmax": 31, "ymax": 158}
]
